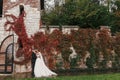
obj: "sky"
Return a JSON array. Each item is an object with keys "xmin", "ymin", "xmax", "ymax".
[
  {"xmin": 45, "ymin": 0, "xmax": 55, "ymax": 10},
  {"xmin": 45, "ymin": 0, "xmax": 65, "ymax": 11}
]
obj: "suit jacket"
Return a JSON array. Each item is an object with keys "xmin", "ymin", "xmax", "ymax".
[{"xmin": 31, "ymin": 52, "xmax": 37, "ymax": 63}]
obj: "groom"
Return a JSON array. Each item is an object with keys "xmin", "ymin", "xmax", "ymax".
[{"xmin": 31, "ymin": 50, "xmax": 37, "ymax": 77}]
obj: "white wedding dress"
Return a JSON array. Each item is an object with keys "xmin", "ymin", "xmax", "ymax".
[{"xmin": 34, "ymin": 52, "xmax": 57, "ymax": 78}]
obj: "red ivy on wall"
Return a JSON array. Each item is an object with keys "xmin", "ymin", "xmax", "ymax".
[{"xmin": 4, "ymin": 12, "xmax": 33, "ymax": 65}]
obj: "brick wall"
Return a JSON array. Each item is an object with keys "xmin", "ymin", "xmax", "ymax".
[
  {"xmin": 3, "ymin": 0, "xmax": 40, "ymax": 12},
  {"xmin": 0, "ymin": 0, "xmax": 40, "ymax": 43},
  {"xmin": 0, "ymin": 0, "xmax": 40, "ymax": 73}
]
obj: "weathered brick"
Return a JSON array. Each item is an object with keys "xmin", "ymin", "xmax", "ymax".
[{"xmin": 0, "ymin": 0, "xmax": 40, "ymax": 73}]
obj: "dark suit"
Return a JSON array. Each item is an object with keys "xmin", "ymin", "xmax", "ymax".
[{"xmin": 31, "ymin": 52, "xmax": 37, "ymax": 77}]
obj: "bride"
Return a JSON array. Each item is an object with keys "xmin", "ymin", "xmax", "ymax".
[{"xmin": 33, "ymin": 50, "xmax": 57, "ymax": 78}]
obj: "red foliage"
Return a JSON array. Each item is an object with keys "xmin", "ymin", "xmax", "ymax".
[
  {"xmin": 32, "ymin": 29, "xmax": 63, "ymax": 69},
  {"xmin": 48, "ymin": 29, "xmax": 62, "ymax": 51},
  {"xmin": 4, "ymin": 12, "xmax": 33, "ymax": 65},
  {"xmin": 32, "ymin": 31, "xmax": 48, "ymax": 52},
  {"xmin": 4, "ymin": 12, "xmax": 118, "ymax": 69}
]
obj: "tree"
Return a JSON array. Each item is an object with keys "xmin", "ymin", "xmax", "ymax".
[
  {"xmin": 111, "ymin": 0, "xmax": 120, "ymax": 33},
  {"xmin": 42, "ymin": 0, "xmax": 115, "ymax": 29}
]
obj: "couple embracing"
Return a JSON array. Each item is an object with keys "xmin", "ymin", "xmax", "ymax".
[{"xmin": 31, "ymin": 49, "xmax": 57, "ymax": 78}]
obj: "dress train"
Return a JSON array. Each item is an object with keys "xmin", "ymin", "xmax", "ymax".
[{"xmin": 34, "ymin": 52, "xmax": 57, "ymax": 77}]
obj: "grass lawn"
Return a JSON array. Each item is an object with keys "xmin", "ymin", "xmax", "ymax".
[{"xmin": 19, "ymin": 73, "xmax": 120, "ymax": 80}]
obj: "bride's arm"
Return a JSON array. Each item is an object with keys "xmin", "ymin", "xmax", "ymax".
[
  {"xmin": 38, "ymin": 52, "xmax": 43, "ymax": 58},
  {"xmin": 37, "ymin": 54, "xmax": 41, "ymax": 58}
]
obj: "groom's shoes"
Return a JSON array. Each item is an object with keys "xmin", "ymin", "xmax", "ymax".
[
  {"xmin": 31, "ymin": 75, "xmax": 35, "ymax": 78},
  {"xmin": 31, "ymin": 74, "xmax": 35, "ymax": 78}
]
